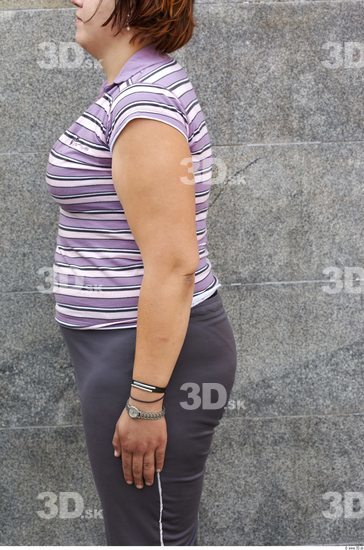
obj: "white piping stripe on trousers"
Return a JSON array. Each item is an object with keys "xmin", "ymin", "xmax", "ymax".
[{"xmin": 157, "ymin": 472, "xmax": 164, "ymax": 546}]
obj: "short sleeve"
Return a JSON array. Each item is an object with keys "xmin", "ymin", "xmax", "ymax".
[{"xmin": 107, "ymin": 83, "xmax": 190, "ymax": 153}]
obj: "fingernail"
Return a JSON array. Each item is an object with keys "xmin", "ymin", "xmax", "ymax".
[
  {"xmin": 136, "ymin": 484, "xmax": 143, "ymax": 489},
  {"xmin": 145, "ymin": 481, "xmax": 152, "ymax": 486},
  {"xmin": 114, "ymin": 450, "xmax": 119, "ymax": 457},
  {"xmin": 156, "ymin": 469, "xmax": 161, "ymax": 473},
  {"xmin": 126, "ymin": 480, "xmax": 133, "ymax": 485}
]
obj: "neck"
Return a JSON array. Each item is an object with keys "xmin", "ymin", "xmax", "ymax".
[{"xmin": 98, "ymin": 35, "xmax": 149, "ymax": 85}]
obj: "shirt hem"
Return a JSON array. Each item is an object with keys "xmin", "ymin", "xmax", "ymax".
[{"xmin": 55, "ymin": 279, "xmax": 222, "ymax": 330}]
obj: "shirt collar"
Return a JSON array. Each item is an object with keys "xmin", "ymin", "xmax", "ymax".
[{"xmin": 99, "ymin": 43, "xmax": 171, "ymax": 95}]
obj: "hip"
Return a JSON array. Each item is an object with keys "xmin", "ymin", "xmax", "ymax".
[{"xmin": 59, "ymin": 289, "xmax": 237, "ymax": 400}]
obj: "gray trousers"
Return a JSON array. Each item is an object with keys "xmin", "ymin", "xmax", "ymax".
[{"xmin": 60, "ymin": 290, "xmax": 237, "ymax": 546}]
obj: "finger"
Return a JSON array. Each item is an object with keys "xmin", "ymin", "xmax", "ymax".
[
  {"xmin": 155, "ymin": 444, "xmax": 167, "ymax": 473},
  {"xmin": 121, "ymin": 449, "xmax": 133, "ymax": 485},
  {"xmin": 143, "ymin": 451, "xmax": 156, "ymax": 486},
  {"xmin": 112, "ymin": 430, "xmax": 121, "ymax": 458},
  {"xmin": 132, "ymin": 452, "xmax": 144, "ymax": 489}
]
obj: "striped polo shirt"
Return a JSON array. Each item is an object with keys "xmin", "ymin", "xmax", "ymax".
[{"xmin": 45, "ymin": 43, "xmax": 221, "ymax": 330}]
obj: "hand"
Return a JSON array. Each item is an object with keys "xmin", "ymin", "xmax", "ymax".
[{"xmin": 112, "ymin": 402, "xmax": 167, "ymax": 489}]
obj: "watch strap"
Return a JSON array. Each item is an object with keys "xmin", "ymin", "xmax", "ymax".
[{"xmin": 126, "ymin": 398, "xmax": 165, "ymax": 420}]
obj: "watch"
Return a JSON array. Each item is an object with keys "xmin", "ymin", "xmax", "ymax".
[{"xmin": 125, "ymin": 398, "xmax": 166, "ymax": 420}]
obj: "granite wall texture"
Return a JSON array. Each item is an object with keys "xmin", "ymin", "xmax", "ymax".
[{"xmin": 1, "ymin": 0, "xmax": 363, "ymax": 545}]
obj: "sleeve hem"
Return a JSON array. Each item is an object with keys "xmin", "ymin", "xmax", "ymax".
[{"xmin": 109, "ymin": 114, "xmax": 190, "ymax": 154}]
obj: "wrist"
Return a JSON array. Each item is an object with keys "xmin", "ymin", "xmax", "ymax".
[
  {"xmin": 128, "ymin": 388, "xmax": 165, "ymax": 411},
  {"xmin": 128, "ymin": 397, "xmax": 164, "ymax": 412},
  {"xmin": 126, "ymin": 398, "xmax": 166, "ymax": 420}
]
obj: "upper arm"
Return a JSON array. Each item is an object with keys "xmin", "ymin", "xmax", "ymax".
[{"xmin": 110, "ymin": 87, "xmax": 199, "ymax": 275}]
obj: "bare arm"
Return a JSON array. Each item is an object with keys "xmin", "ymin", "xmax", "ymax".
[{"xmin": 111, "ymin": 117, "xmax": 199, "ymax": 489}]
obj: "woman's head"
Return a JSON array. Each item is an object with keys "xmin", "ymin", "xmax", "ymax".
[{"xmin": 72, "ymin": 0, "xmax": 196, "ymax": 55}]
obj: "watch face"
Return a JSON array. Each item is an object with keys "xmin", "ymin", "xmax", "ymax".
[{"xmin": 128, "ymin": 406, "xmax": 139, "ymax": 418}]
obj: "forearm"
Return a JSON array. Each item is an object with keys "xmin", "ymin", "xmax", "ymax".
[{"xmin": 129, "ymin": 267, "xmax": 196, "ymax": 408}]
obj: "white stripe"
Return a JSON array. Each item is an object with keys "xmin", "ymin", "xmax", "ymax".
[
  {"xmin": 110, "ymin": 83, "xmax": 181, "ymax": 113},
  {"xmin": 146, "ymin": 63, "xmax": 185, "ymax": 86},
  {"xmin": 53, "ymin": 286, "xmax": 141, "ymax": 300},
  {"xmin": 77, "ymin": 114, "xmax": 107, "ymax": 139},
  {"xmin": 157, "ymin": 471, "xmax": 164, "ymax": 546},
  {"xmin": 57, "ymin": 228, "xmax": 132, "ymax": 240},
  {"xmin": 46, "ymin": 176, "xmax": 114, "ymax": 188},
  {"xmin": 172, "ymin": 80, "xmax": 193, "ymax": 99},
  {"xmin": 132, "ymin": 380, "xmax": 155, "ymax": 389},
  {"xmin": 55, "ymin": 303, "xmax": 138, "ymax": 320},
  {"xmin": 55, "ymin": 248, "xmax": 142, "ymax": 259},
  {"xmin": 53, "ymin": 264, "xmax": 144, "ymax": 278},
  {"xmin": 191, "ymin": 282, "xmax": 222, "ymax": 307}
]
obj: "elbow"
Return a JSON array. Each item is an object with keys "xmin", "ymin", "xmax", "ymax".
[
  {"xmin": 169, "ymin": 254, "xmax": 200, "ymax": 278},
  {"xmin": 144, "ymin": 254, "xmax": 200, "ymax": 280}
]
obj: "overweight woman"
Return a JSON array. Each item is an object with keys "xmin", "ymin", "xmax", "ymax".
[{"xmin": 46, "ymin": 0, "xmax": 237, "ymax": 545}]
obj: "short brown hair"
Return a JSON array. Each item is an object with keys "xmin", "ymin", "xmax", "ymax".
[{"xmin": 101, "ymin": 0, "xmax": 196, "ymax": 54}]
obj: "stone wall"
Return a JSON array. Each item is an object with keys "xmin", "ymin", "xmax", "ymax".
[{"xmin": 1, "ymin": 0, "xmax": 363, "ymax": 544}]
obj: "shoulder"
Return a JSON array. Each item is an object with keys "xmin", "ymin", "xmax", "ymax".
[
  {"xmin": 110, "ymin": 82, "xmax": 187, "ymax": 120},
  {"xmin": 106, "ymin": 81, "xmax": 190, "ymax": 153}
]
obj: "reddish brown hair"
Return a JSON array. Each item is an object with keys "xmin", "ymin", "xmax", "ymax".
[{"xmin": 101, "ymin": 0, "xmax": 196, "ymax": 54}]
